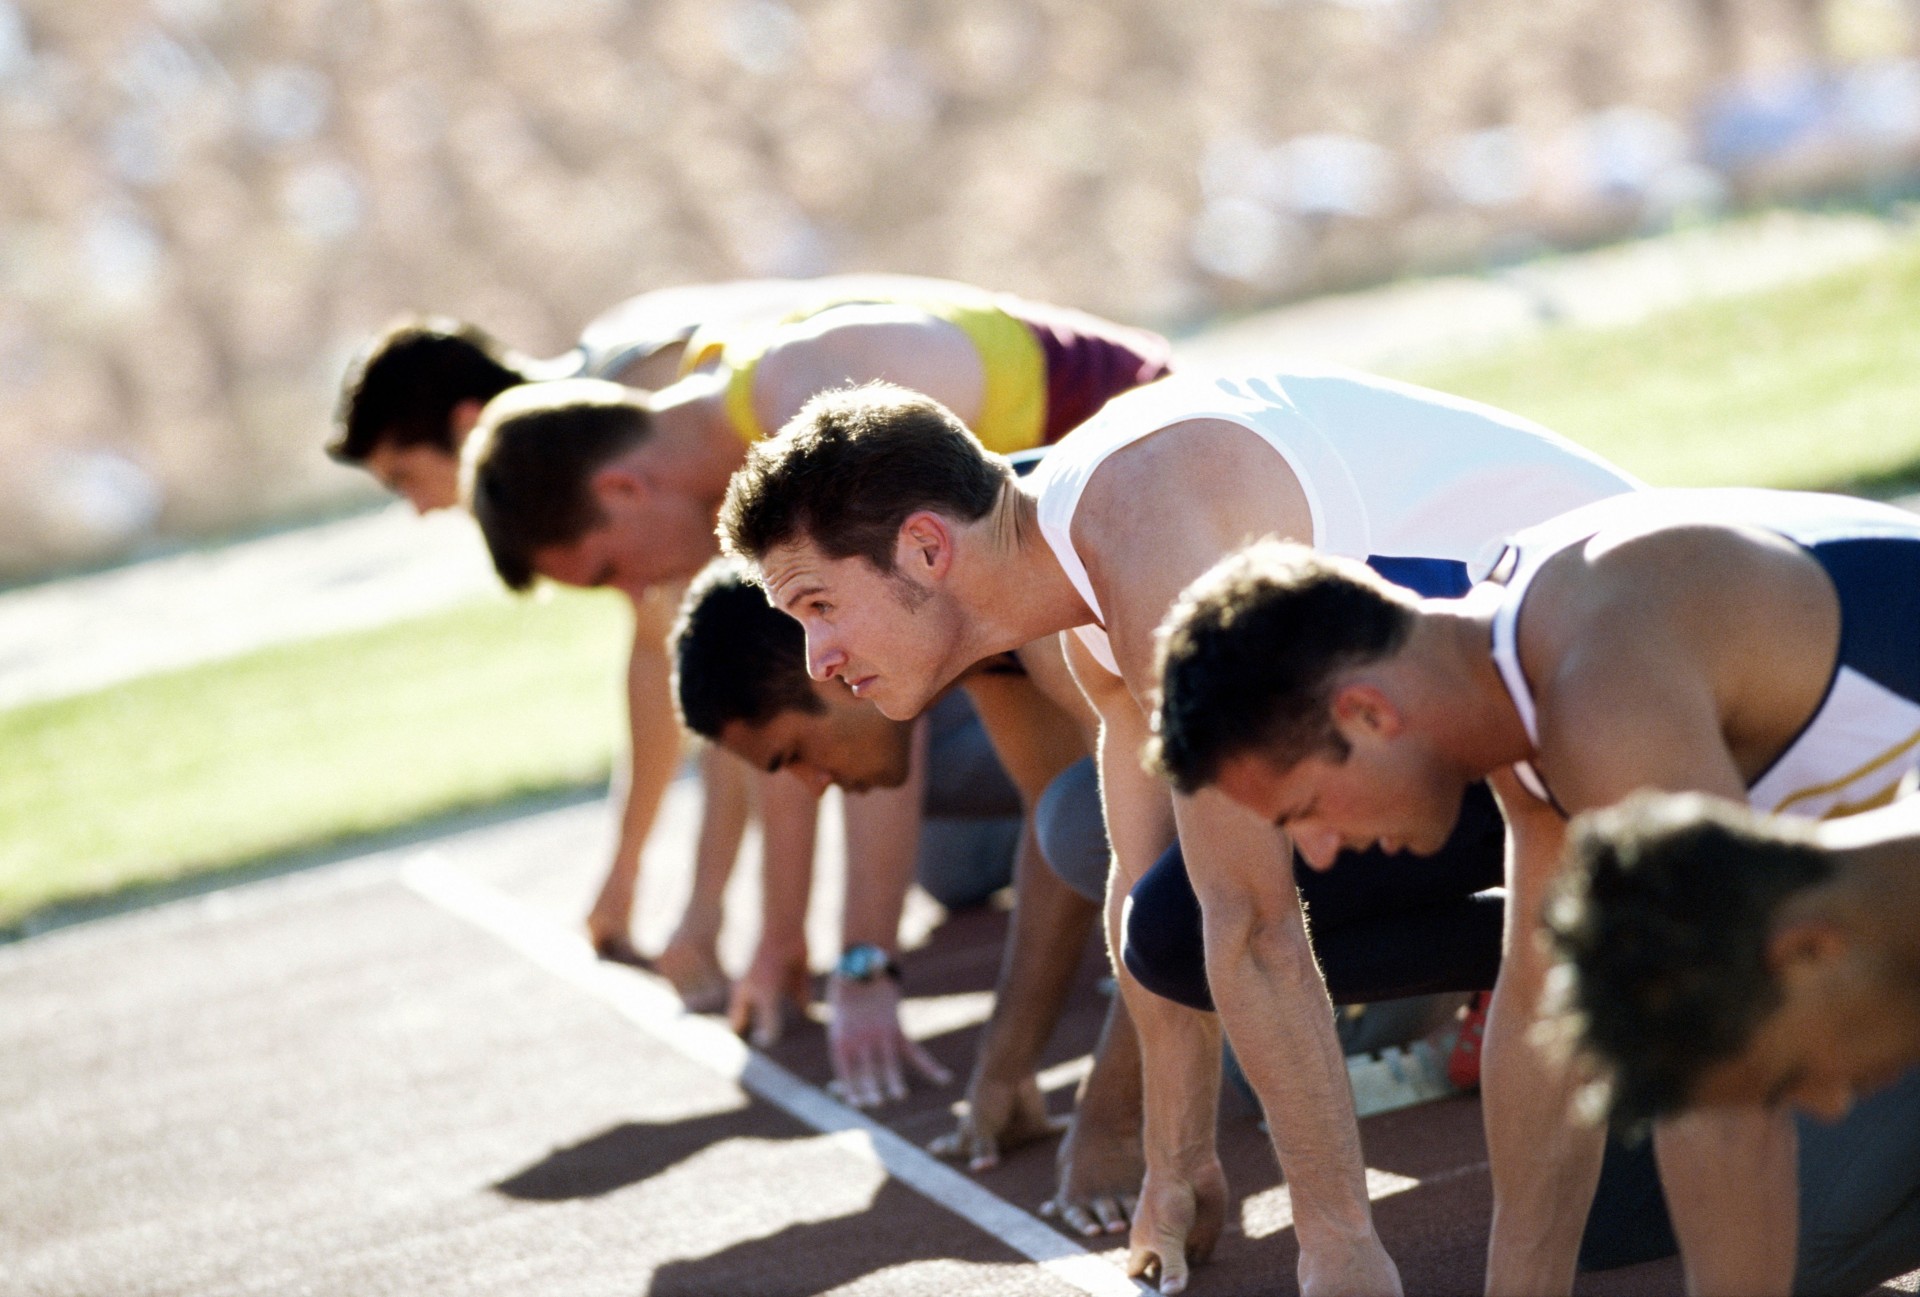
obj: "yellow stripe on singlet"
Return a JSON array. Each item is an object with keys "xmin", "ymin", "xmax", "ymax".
[
  {"xmin": 1772, "ymin": 724, "xmax": 1920, "ymax": 817},
  {"xmin": 690, "ymin": 290, "xmax": 1050, "ymax": 451}
]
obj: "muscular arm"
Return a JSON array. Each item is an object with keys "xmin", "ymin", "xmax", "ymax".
[
  {"xmin": 1485, "ymin": 549, "xmax": 1802, "ymax": 1296},
  {"xmin": 587, "ymin": 588, "xmax": 695, "ymax": 957},
  {"xmin": 1079, "ymin": 419, "xmax": 1396, "ymax": 1294},
  {"xmin": 1068, "ymin": 638, "xmax": 1226, "ymax": 1296},
  {"xmin": 831, "ymin": 719, "xmax": 954, "ymax": 1106},
  {"xmin": 931, "ymin": 664, "xmax": 1101, "ymax": 1167},
  {"xmin": 1481, "ymin": 775, "xmax": 1608, "ymax": 1296},
  {"xmin": 728, "ymin": 771, "xmax": 819, "ymax": 1046}
]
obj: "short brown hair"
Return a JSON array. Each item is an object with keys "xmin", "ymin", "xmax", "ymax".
[
  {"xmin": 330, "ymin": 316, "xmax": 527, "ymax": 462},
  {"xmin": 462, "ymin": 379, "xmax": 652, "ymax": 591},
  {"xmin": 671, "ymin": 559, "xmax": 824, "ymax": 740},
  {"xmin": 1147, "ymin": 541, "xmax": 1416, "ymax": 794},
  {"xmin": 1547, "ymin": 793, "xmax": 1835, "ymax": 1126},
  {"xmin": 717, "ymin": 382, "xmax": 1012, "ymax": 572}
]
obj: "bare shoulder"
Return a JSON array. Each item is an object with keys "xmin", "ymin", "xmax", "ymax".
[
  {"xmin": 1531, "ymin": 521, "xmax": 1827, "ymax": 659},
  {"xmin": 753, "ymin": 305, "xmax": 981, "ymax": 429},
  {"xmin": 1520, "ymin": 523, "xmax": 1813, "ymax": 804},
  {"xmin": 1070, "ymin": 417, "xmax": 1310, "ymax": 570}
]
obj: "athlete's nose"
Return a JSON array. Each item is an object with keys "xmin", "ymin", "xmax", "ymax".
[
  {"xmin": 806, "ymin": 630, "xmax": 847, "ymax": 682},
  {"xmin": 789, "ymin": 762, "xmax": 833, "ymax": 797},
  {"xmin": 1290, "ymin": 824, "xmax": 1343, "ymax": 872}
]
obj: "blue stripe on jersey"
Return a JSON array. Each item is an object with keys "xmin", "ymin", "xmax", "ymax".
[
  {"xmin": 1367, "ymin": 555, "xmax": 1473, "ymax": 599},
  {"xmin": 1810, "ymin": 536, "xmax": 1920, "ymax": 705},
  {"xmin": 1006, "ymin": 446, "xmax": 1049, "ymax": 478}
]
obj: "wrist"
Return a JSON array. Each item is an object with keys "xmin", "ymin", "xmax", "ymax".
[
  {"xmin": 749, "ymin": 933, "xmax": 807, "ymax": 971},
  {"xmin": 833, "ymin": 942, "xmax": 901, "ymax": 984}
]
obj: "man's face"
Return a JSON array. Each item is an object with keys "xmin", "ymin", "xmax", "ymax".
[
  {"xmin": 1212, "ymin": 732, "xmax": 1465, "ymax": 870},
  {"xmin": 366, "ymin": 442, "xmax": 460, "ymax": 514},
  {"xmin": 531, "ymin": 466, "xmax": 719, "ymax": 601},
  {"xmin": 716, "ymin": 680, "xmax": 915, "ymax": 796},
  {"xmin": 759, "ymin": 537, "xmax": 966, "ymax": 721},
  {"xmin": 1687, "ymin": 937, "xmax": 1920, "ymax": 1121}
]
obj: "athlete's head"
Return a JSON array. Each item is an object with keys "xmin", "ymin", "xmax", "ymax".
[
  {"xmin": 671, "ymin": 559, "xmax": 914, "ymax": 795},
  {"xmin": 1148, "ymin": 540, "xmax": 1463, "ymax": 867},
  {"xmin": 462, "ymin": 378, "xmax": 716, "ymax": 598},
  {"xmin": 718, "ymin": 382, "xmax": 1013, "ymax": 720},
  {"xmin": 1546, "ymin": 792, "xmax": 1918, "ymax": 1124},
  {"xmin": 331, "ymin": 317, "xmax": 529, "ymax": 512}
]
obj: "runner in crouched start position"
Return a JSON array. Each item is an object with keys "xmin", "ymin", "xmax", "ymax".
[
  {"xmin": 1150, "ymin": 487, "xmax": 1920, "ymax": 1295},
  {"xmin": 715, "ymin": 367, "xmax": 1646, "ymax": 1294},
  {"xmin": 672, "ymin": 559, "xmax": 1144, "ymax": 1231},
  {"xmin": 457, "ymin": 282, "xmax": 1171, "ymax": 1102}
]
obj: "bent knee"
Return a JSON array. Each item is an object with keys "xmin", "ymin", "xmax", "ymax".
[{"xmin": 1122, "ymin": 860, "xmax": 1213, "ymax": 1012}]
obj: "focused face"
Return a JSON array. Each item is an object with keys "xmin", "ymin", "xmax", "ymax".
[
  {"xmin": 531, "ymin": 466, "xmax": 718, "ymax": 600},
  {"xmin": 366, "ymin": 442, "xmax": 460, "ymax": 514},
  {"xmin": 1687, "ymin": 939, "xmax": 1920, "ymax": 1121},
  {"xmin": 760, "ymin": 537, "xmax": 965, "ymax": 721},
  {"xmin": 1212, "ymin": 735, "xmax": 1464, "ymax": 870},
  {"xmin": 716, "ymin": 681, "xmax": 915, "ymax": 796}
]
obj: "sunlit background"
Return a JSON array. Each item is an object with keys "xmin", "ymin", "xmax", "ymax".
[{"xmin": 6, "ymin": 0, "xmax": 1920, "ymax": 577}]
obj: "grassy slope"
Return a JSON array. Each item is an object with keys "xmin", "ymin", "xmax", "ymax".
[
  {"xmin": 0, "ymin": 589, "xmax": 629, "ymax": 923},
  {"xmin": 1407, "ymin": 232, "xmax": 1920, "ymax": 491},
  {"xmin": 12, "ymin": 226, "xmax": 1920, "ymax": 925}
]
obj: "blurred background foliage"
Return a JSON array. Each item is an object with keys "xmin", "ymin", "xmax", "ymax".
[{"xmin": 8, "ymin": 0, "xmax": 1920, "ymax": 577}]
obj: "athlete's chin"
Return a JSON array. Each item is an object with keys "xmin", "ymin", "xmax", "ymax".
[{"xmin": 866, "ymin": 680, "xmax": 937, "ymax": 722}]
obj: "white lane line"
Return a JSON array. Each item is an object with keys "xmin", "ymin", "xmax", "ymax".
[{"xmin": 401, "ymin": 852, "xmax": 1148, "ymax": 1297}]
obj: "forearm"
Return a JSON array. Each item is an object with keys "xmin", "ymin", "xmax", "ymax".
[
  {"xmin": 1210, "ymin": 919, "xmax": 1377, "ymax": 1252},
  {"xmin": 839, "ymin": 721, "xmax": 928, "ymax": 953},
  {"xmin": 970, "ymin": 819, "xmax": 1101, "ymax": 1085},
  {"xmin": 753, "ymin": 771, "xmax": 819, "ymax": 967},
  {"xmin": 1654, "ymin": 1108, "xmax": 1796, "ymax": 1296},
  {"xmin": 678, "ymin": 744, "xmax": 753, "ymax": 941},
  {"xmin": 1109, "ymin": 864, "xmax": 1221, "ymax": 1173},
  {"xmin": 593, "ymin": 631, "xmax": 685, "ymax": 931},
  {"xmin": 1481, "ymin": 965, "xmax": 1605, "ymax": 1297}
]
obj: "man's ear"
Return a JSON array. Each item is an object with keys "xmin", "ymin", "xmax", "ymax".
[
  {"xmin": 448, "ymin": 398, "xmax": 486, "ymax": 449},
  {"xmin": 1766, "ymin": 914, "xmax": 1851, "ymax": 979},
  {"xmin": 895, "ymin": 510, "xmax": 955, "ymax": 580},
  {"xmin": 589, "ymin": 460, "xmax": 649, "ymax": 511},
  {"xmin": 1329, "ymin": 681, "xmax": 1403, "ymax": 739}
]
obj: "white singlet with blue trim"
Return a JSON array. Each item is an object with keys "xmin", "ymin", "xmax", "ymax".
[
  {"xmin": 1486, "ymin": 486, "xmax": 1920, "ymax": 819},
  {"xmin": 1025, "ymin": 366, "xmax": 1644, "ymax": 677}
]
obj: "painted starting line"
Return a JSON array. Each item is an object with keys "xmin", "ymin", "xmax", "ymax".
[
  {"xmin": 401, "ymin": 849, "xmax": 1490, "ymax": 1296},
  {"xmin": 399, "ymin": 850, "xmax": 1152, "ymax": 1297}
]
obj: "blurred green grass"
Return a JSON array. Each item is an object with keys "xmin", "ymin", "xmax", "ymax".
[
  {"xmin": 10, "ymin": 225, "xmax": 1920, "ymax": 928},
  {"xmin": 1406, "ymin": 230, "xmax": 1920, "ymax": 491},
  {"xmin": 0, "ymin": 589, "xmax": 630, "ymax": 926}
]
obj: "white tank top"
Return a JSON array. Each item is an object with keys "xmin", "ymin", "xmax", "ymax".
[
  {"xmin": 1486, "ymin": 487, "xmax": 1920, "ymax": 819},
  {"xmin": 1025, "ymin": 366, "xmax": 1643, "ymax": 676}
]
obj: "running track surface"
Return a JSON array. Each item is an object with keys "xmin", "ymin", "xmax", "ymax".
[{"xmin": 5, "ymin": 784, "xmax": 1915, "ymax": 1297}]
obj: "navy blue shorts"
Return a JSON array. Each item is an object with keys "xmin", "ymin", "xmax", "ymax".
[{"xmin": 1123, "ymin": 782, "xmax": 1506, "ymax": 1011}]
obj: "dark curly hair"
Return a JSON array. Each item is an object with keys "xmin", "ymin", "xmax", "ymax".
[
  {"xmin": 671, "ymin": 558, "xmax": 824, "ymax": 740},
  {"xmin": 330, "ymin": 316, "xmax": 527, "ymax": 462},
  {"xmin": 1547, "ymin": 792, "xmax": 1835, "ymax": 1125},
  {"xmin": 717, "ymin": 382, "xmax": 1011, "ymax": 574},
  {"xmin": 1148, "ymin": 541, "xmax": 1415, "ymax": 794}
]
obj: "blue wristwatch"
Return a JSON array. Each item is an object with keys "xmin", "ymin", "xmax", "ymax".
[{"xmin": 834, "ymin": 943, "xmax": 901, "ymax": 983}]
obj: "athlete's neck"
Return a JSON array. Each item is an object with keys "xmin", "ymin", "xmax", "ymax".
[
  {"xmin": 1412, "ymin": 588, "xmax": 1539, "ymax": 777},
  {"xmin": 955, "ymin": 483, "xmax": 1096, "ymax": 654},
  {"xmin": 642, "ymin": 374, "xmax": 752, "ymax": 504}
]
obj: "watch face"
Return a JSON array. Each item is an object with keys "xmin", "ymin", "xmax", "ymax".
[{"xmin": 841, "ymin": 946, "xmax": 883, "ymax": 980}]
